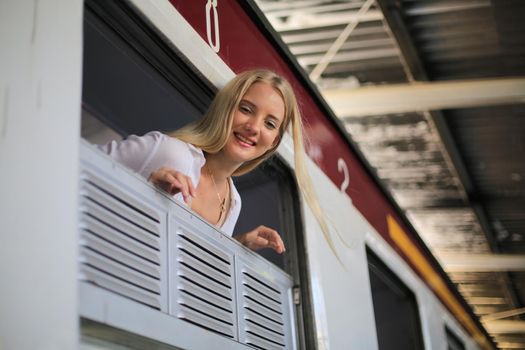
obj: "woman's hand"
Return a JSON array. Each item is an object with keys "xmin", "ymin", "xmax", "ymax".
[
  {"xmin": 148, "ymin": 167, "xmax": 196, "ymax": 204},
  {"xmin": 235, "ymin": 225, "xmax": 286, "ymax": 254}
]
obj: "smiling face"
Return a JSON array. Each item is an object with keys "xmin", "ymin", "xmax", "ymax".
[{"xmin": 221, "ymin": 82, "xmax": 286, "ymax": 166}]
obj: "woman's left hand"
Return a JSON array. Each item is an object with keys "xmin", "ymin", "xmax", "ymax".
[{"xmin": 234, "ymin": 225, "xmax": 286, "ymax": 254}]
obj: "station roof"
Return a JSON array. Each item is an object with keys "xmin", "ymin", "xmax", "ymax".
[{"xmin": 255, "ymin": 1, "xmax": 525, "ymax": 349}]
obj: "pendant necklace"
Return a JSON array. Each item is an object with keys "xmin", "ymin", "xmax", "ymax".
[{"xmin": 206, "ymin": 166, "xmax": 229, "ymax": 224}]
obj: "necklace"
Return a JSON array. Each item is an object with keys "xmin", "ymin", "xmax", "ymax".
[{"xmin": 206, "ymin": 166, "xmax": 229, "ymax": 224}]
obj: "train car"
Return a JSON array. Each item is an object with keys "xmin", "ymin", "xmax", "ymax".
[{"xmin": 0, "ymin": 1, "xmax": 496, "ymax": 349}]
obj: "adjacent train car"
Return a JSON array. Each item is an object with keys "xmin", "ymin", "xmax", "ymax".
[{"xmin": 0, "ymin": 1, "xmax": 496, "ymax": 349}]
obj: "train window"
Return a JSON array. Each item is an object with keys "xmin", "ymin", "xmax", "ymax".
[
  {"xmin": 80, "ymin": 2, "xmax": 314, "ymax": 348},
  {"xmin": 80, "ymin": 0, "xmax": 303, "ymax": 273},
  {"xmin": 367, "ymin": 249, "xmax": 425, "ymax": 350},
  {"xmin": 445, "ymin": 327, "xmax": 466, "ymax": 350}
]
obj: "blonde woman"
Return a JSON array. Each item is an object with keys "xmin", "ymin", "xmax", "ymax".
[{"xmin": 100, "ymin": 69, "xmax": 331, "ymax": 254}]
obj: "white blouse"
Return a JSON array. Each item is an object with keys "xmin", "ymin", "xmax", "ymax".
[{"xmin": 98, "ymin": 131, "xmax": 241, "ymax": 236}]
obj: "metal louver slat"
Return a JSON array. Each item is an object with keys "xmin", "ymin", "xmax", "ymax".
[
  {"xmin": 245, "ymin": 334, "xmax": 284, "ymax": 350},
  {"xmin": 178, "ymin": 305, "xmax": 235, "ymax": 338},
  {"xmin": 178, "ymin": 249, "xmax": 232, "ymax": 287},
  {"xmin": 179, "ymin": 291, "xmax": 235, "ymax": 324},
  {"xmin": 80, "ymin": 230, "xmax": 160, "ymax": 278},
  {"xmin": 82, "ymin": 170, "xmax": 161, "ymax": 223},
  {"xmin": 80, "ymin": 265, "xmax": 161, "ymax": 309},
  {"xmin": 177, "ymin": 229, "xmax": 232, "ymax": 270},
  {"xmin": 80, "ymin": 247, "xmax": 161, "ymax": 294},
  {"xmin": 178, "ymin": 264, "xmax": 233, "ymax": 299},
  {"xmin": 81, "ymin": 199, "xmax": 160, "ymax": 249},
  {"xmin": 244, "ymin": 273, "xmax": 282, "ymax": 303},
  {"xmin": 245, "ymin": 309, "xmax": 285, "ymax": 331},
  {"xmin": 177, "ymin": 240, "xmax": 231, "ymax": 276},
  {"xmin": 244, "ymin": 293, "xmax": 282, "ymax": 319},
  {"xmin": 169, "ymin": 223, "xmax": 237, "ymax": 340},
  {"xmin": 81, "ymin": 179, "xmax": 160, "ymax": 236},
  {"xmin": 243, "ymin": 297, "xmax": 284, "ymax": 325},
  {"xmin": 246, "ymin": 320, "xmax": 286, "ymax": 347},
  {"xmin": 178, "ymin": 278, "xmax": 233, "ymax": 311},
  {"xmin": 81, "ymin": 213, "xmax": 160, "ymax": 264}
]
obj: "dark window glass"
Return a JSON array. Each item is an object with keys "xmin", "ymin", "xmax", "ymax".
[
  {"xmin": 233, "ymin": 158, "xmax": 298, "ymax": 270},
  {"xmin": 367, "ymin": 249, "xmax": 425, "ymax": 350},
  {"xmin": 82, "ymin": 1, "xmax": 213, "ymax": 139}
]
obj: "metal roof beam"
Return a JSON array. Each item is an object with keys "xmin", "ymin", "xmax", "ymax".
[
  {"xmin": 405, "ymin": 0, "xmax": 491, "ymax": 16},
  {"xmin": 255, "ymin": 0, "xmax": 328, "ymax": 12},
  {"xmin": 322, "ymin": 77, "xmax": 525, "ymax": 117},
  {"xmin": 440, "ymin": 253, "xmax": 525, "ymax": 272},
  {"xmin": 300, "ymin": 47, "xmax": 400, "ymax": 66},
  {"xmin": 495, "ymin": 342, "xmax": 525, "ymax": 349},
  {"xmin": 267, "ymin": 10, "xmax": 383, "ymax": 32},
  {"xmin": 484, "ymin": 320, "xmax": 525, "ymax": 334},
  {"xmin": 290, "ymin": 38, "xmax": 394, "ymax": 55},
  {"xmin": 263, "ymin": 2, "xmax": 365, "ymax": 17},
  {"xmin": 282, "ymin": 27, "xmax": 387, "ymax": 44},
  {"xmin": 482, "ymin": 307, "xmax": 525, "ymax": 321}
]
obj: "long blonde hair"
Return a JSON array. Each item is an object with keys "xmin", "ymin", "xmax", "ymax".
[{"xmin": 171, "ymin": 69, "xmax": 337, "ymax": 255}]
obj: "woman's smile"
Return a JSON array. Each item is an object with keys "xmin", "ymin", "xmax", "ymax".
[{"xmin": 233, "ymin": 132, "xmax": 256, "ymax": 147}]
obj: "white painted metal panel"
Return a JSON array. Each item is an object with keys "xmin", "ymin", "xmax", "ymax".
[
  {"xmin": 236, "ymin": 255, "xmax": 296, "ymax": 350},
  {"xmin": 293, "ymin": 156, "xmax": 380, "ymax": 350},
  {"xmin": 79, "ymin": 142, "xmax": 169, "ymax": 312},
  {"xmin": 0, "ymin": 0, "xmax": 83, "ymax": 348},
  {"xmin": 79, "ymin": 140, "xmax": 298, "ymax": 348},
  {"xmin": 168, "ymin": 221, "xmax": 237, "ymax": 339}
]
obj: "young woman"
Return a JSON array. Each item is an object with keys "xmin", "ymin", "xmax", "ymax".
[{"xmin": 99, "ymin": 69, "xmax": 331, "ymax": 255}]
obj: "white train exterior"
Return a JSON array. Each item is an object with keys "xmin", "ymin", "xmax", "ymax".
[{"xmin": 0, "ymin": 1, "xmax": 494, "ymax": 349}]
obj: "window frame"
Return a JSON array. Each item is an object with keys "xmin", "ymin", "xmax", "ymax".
[{"xmin": 81, "ymin": 1, "xmax": 317, "ymax": 348}]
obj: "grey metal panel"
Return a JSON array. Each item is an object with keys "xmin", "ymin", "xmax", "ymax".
[{"xmin": 236, "ymin": 255, "xmax": 296, "ymax": 350}]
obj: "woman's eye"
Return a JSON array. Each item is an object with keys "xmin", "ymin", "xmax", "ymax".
[
  {"xmin": 240, "ymin": 105, "xmax": 251, "ymax": 114},
  {"xmin": 265, "ymin": 120, "xmax": 277, "ymax": 129}
]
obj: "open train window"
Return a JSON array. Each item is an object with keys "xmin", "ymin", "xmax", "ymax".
[
  {"xmin": 445, "ymin": 326, "xmax": 465, "ymax": 350},
  {"xmin": 81, "ymin": 0, "xmax": 303, "ymax": 272},
  {"xmin": 80, "ymin": 2, "xmax": 315, "ymax": 347},
  {"xmin": 367, "ymin": 249, "xmax": 425, "ymax": 350}
]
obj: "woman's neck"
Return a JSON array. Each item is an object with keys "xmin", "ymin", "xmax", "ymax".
[{"xmin": 203, "ymin": 153, "xmax": 239, "ymax": 183}]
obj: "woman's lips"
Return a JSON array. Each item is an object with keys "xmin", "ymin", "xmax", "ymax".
[{"xmin": 234, "ymin": 132, "xmax": 256, "ymax": 147}]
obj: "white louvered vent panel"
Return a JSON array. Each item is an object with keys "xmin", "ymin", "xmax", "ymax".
[
  {"xmin": 173, "ymin": 228, "xmax": 236, "ymax": 339},
  {"xmin": 240, "ymin": 267, "xmax": 288, "ymax": 350},
  {"xmin": 79, "ymin": 170, "xmax": 163, "ymax": 310}
]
